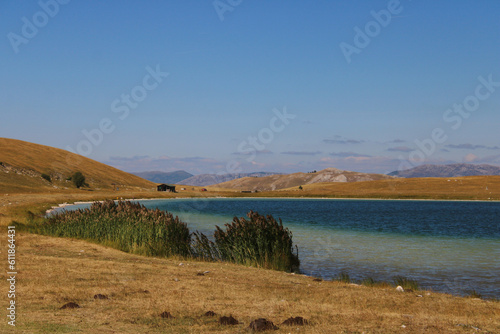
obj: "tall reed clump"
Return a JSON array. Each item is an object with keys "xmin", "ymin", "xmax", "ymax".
[
  {"xmin": 32, "ymin": 200, "xmax": 191, "ymax": 257},
  {"xmin": 193, "ymin": 211, "xmax": 300, "ymax": 272}
]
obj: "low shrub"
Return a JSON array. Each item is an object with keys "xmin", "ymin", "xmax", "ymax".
[{"xmin": 41, "ymin": 173, "xmax": 51, "ymax": 182}]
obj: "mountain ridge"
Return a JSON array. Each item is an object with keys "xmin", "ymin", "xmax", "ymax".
[
  {"xmin": 389, "ymin": 163, "xmax": 500, "ymax": 178},
  {"xmin": 180, "ymin": 172, "xmax": 282, "ymax": 186},
  {"xmin": 132, "ymin": 170, "xmax": 193, "ymax": 184},
  {"xmin": 214, "ymin": 167, "xmax": 394, "ymax": 191}
]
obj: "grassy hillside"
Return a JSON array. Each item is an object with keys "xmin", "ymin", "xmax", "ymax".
[
  {"xmin": 215, "ymin": 167, "xmax": 394, "ymax": 191},
  {"xmin": 275, "ymin": 175, "xmax": 500, "ymax": 200},
  {"xmin": 0, "ymin": 138, "xmax": 155, "ymax": 193}
]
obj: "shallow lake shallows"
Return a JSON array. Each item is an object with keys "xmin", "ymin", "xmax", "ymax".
[{"xmin": 55, "ymin": 198, "xmax": 500, "ymax": 298}]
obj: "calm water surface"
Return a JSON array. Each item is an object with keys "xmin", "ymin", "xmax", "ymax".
[{"xmin": 58, "ymin": 198, "xmax": 500, "ymax": 298}]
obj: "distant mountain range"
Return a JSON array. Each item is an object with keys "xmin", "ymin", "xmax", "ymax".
[
  {"xmin": 132, "ymin": 170, "xmax": 193, "ymax": 184},
  {"xmin": 180, "ymin": 172, "xmax": 282, "ymax": 186},
  {"xmin": 214, "ymin": 167, "xmax": 394, "ymax": 191},
  {"xmin": 388, "ymin": 163, "xmax": 500, "ymax": 178}
]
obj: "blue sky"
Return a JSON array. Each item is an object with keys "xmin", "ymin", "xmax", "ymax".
[{"xmin": 1, "ymin": 1, "xmax": 499, "ymax": 175}]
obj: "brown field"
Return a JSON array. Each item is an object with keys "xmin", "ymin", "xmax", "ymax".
[
  {"xmin": 273, "ymin": 175, "xmax": 500, "ymax": 200},
  {"xmin": 0, "ymin": 187, "xmax": 499, "ymax": 333},
  {"xmin": 1, "ymin": 227, "xmax": 499, "ymax": 333}
]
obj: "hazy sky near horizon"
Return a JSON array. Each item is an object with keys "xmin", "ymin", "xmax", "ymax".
[{"xmin": 1, "ymin": 1, "xmax": 499, "ymax": 175}]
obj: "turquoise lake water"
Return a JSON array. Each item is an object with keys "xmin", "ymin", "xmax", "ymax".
[{"xmin": 56, "ymin": 198, "xmax": 500, "ymax": 298}]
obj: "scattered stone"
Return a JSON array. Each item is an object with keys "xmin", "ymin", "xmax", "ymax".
[
  {"xmin": 219, "ymin": 315, "xmax": 239, "ymax": 325},
  {"xmin": 396, "ymin": 286, "xmax": 405, "ymax": 292},
  {"xmin": 312, "ymin": 278, "xmax": 322, "ymax": 282},
  {"xmin": 248, "ymin": 318, "xmax": 279, "ymax": 331},
  {"xmin": 416, "ymin": 295, "xmax": 423, "ymax": 298},
  {"xmin": 174, "ymin": 278, "xmax": 179, "ymax": 282},
  {"xmin": 160, "ymin": 311, "xmax": 174, "ymax": 318},
  {"xmin": 203, "ymin": 271, "xmax": 210, "ymax": 274},
  {"xmin": 60, "ymin": 302, "xmax": 80, "ymax": 309},
  {"xmin": 179, "ymin": 263, "xmax": 184, "ymax": 266},
  {"xmin": 282, "ymin": 316, "xmax": 308, "ymax": 326},
  {"xmin": 204, "ymin": 311, "xmax": 217, "ymax": 317},
  {"xmin": 93, "ymin": 294, "xmax": 108, "ymax": 300}
]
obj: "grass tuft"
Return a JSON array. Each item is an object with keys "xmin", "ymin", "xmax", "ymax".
[
  {"xmin": 393, "ymin": 276, "xmax": 420, "ymax": 291},
  {"xmin": 337, "ymin": 272, "xmax": 351, "ymax": 283}
]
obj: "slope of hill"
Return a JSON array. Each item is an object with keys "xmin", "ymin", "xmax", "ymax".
[
  {"xmin": 0, "ymin": 138, "xmax": 155, "ymax": 193},
  {"xmin": 132, "ymin": 170, "xmax": 193, "ymax": 184},
  {"xmin": 181, "ymin": 172, "xmax": 281, "ymax": 186},
  {"xmin": 388, "ymin": 163, "xmax": 500, "ymax": 178},
  {"xmin": 214, "ymin": 168, "xmax": 394, "ymax": 191},
  {"xmin": 277, "ymin": 175, "xmax": 500, "ymax": 200}
]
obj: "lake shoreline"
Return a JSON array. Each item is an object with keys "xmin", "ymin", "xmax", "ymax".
[{"xmin": 47, "ymin": 196, "xmax": 500, "ymax": 299}]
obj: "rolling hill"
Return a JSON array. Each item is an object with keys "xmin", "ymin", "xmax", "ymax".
[
  {"xmin": 276, "ymin": 175, "xmax": 500, "ymax": 200},
  {"xmin": 0, "ymin": 138, "xmax": 155, "ymax": 193},
  {"xmin": 388, "ymin": 163, "xmax": 500, "ymax": 178},
  {"xmin": 132, "ymin": 170, "xmax": 193, "ymax": 184},
  {"xmin": 214, "ymin": 167, "xmax": 395, "ymax": 191},
  {"xmin": 180, "ymin": 172, "xmax": 281, "ymax": 186}
]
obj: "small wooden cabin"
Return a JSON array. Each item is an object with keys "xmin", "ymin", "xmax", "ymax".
[{"xmin": 157, "ymin": 184, "xmax": 176, "ymax": 192}]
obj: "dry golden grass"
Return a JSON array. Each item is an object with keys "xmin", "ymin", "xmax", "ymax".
[
  {"xmin": 0, "ymin": 137, "xmax": 155, "ymax": 191},
  {"xmin": 273, "ymin": 175, "xmax": 500, "ymax": 200},
  {"xmin": 0, "ymin": 232, "xmax": 498, "ymax": 333}
]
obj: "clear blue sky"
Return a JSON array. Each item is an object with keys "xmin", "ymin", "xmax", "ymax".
[{"xmin": 1, "ymin": 1, "xmax": 499, "ymax": 174}]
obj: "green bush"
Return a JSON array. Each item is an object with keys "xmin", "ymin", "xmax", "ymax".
[
  {"xmin": 41, "ymin": 173, "xmax": 51, "ymax": 182},
  {"xmin": 72, "ymin": 171, "xmax": 87, "ymax": 188}
]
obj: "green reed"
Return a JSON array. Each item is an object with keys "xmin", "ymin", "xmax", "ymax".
[
  {"xmin": 192, "ymin": 210, "xmax": 300, "ymax": 272},
  {"xmin": 32, "ymin": 201, "xmax": 300, "ymax": 273},
  {"xmin": 31, "ymin": 200, "xmax": 191, "ymax": 257}
]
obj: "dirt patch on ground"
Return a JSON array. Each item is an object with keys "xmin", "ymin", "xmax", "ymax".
[
  {"xmin": 282, "ymin": 316, "xmax": 308, "ymax": 325},
  {"xmin": 159, "ymin": 312, "xmax": 174, "ymax": 318},
  {"xmin": 218, "ymin": 315, "xmax": 239, "ymax": 325},
  {"xmin": 60, "ymin": 302, "xmax": 80, "ymax": 309},
  {"xmin": 248, "ymin": 318, "xmax": 278, "ymax": 331},
  {"xmin": 93, "ymin": 294, "xmax": 108, "ymax": 299},
  {"xmin": 204, "ymin": 311, "xmax": 216, "ymax": 317}
]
